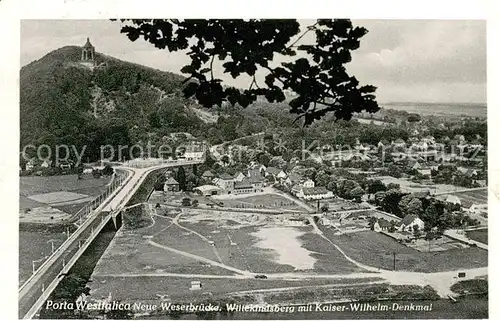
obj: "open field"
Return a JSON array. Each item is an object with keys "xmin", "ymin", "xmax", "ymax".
[
  {"xmin": 150, "ymin": 191, "xmax": 214, "ymax": 208},
  {"xmin": 91, "ymin": 206, "xmax": 366, "ymax": 301},
  {"xmin": 374, "ymin": 176, "xmax": 459, "ymax": 194},
  {"xmin": 20, "ymin": 174, "xmax": 114, "ymax": 222},
  {"xmin": 19, "ymin": 230, "xmax": 68, "ymax": 284},
  {"xmin": 89, "ymin": 275, "xmax": 382, "ymax": 302},
  {"xmin": 446, "ymin": 189, "xmax": 488, "ymax": 205},
  {"xmin": 94, "ymin": 219, "xmax": 235, "ymax": 276},
  {"xmin": 322, "ymin": 230, "xmax": 488, "ymax": 273},
  {"xmin": 213, "ymin": 193, "xmax": 306, "ymax": 212},
  {"xmin": 20, "ymin": 174, "xmax": 111, "ymax": 197},
  {"xmin": 314, "ymin": 198, "xmax": 368, "ymax": 212},
  {"xmin": 28, "ymin": 191, "xmax": 93, "ymax": 205},
  {"xmin": 151, "ymin": 190, "xmax": 308, "ymax": 213},
  {"xmin": 466, "ymin": 229, "xmax": 488, "ymax": 245}
]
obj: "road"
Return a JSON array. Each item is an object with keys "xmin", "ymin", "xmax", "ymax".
[
  {"xmin": 444, "ymin": 229, "xmax": 488, "ymax": 250},
  {"xmin": 19, "ymin": 160, "xmax": 202, "ymax": 319},
  {"xmin": 210, "ymin": 132, "xmax": 265, "ymax": 160},
  {"xmin": 104, "ymin": 208, "xmax": 487, "ymax": 299}
]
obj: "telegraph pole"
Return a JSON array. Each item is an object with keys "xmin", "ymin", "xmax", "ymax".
[
  {"xmin": 47, "ymin": 239, "xmax": 56, "ymax": 254},
  {"xmin": 393, "ymin": 251, "xmax": 396, "ymax": 271}
]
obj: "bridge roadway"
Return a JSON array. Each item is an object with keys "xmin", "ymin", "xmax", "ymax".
[{"xmin": 18, "ymin": 160, "xmax": 202, "ymax": 319}]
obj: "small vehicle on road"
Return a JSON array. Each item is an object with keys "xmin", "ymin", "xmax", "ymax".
[{"xmin": 254, "ymin": 274, "xmax": 268, "ymax": 279}]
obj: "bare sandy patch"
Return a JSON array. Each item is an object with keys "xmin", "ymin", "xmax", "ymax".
[
  {"xmin": 251, "ymin": 227, "xmax": 317, "ymax": 270},
  {"xmin": 19, "ymin": 206, "xmax": 72, "ymax": 223}
]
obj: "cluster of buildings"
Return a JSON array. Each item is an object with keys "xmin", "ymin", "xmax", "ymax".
[
  {"xmin": 178, "ymin": 142, "xmax": 207, "ymax": 161},
  {"xmin": 194, "ymin": 162, "xmax": 335, "ymax": 201},
  {"xmin": 195, "ymin": 168, "xmax": 266, "ymax": 196}
]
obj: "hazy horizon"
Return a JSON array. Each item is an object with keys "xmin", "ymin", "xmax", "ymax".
[{"xmin": 21, "ymin": 19, "xmax": 487, "ymax": 105}]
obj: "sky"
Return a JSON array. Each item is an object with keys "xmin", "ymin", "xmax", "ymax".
[{"xmin": 20, "ymin": 19, "xmax": 486, "ymax": 104}]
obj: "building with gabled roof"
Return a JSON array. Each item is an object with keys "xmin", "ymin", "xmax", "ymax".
[
  {"xmin": 233, "ymin": 179, "xmax": 254, "ymax": 194},
  {"xmin": 297, "ymin": 186, "xmax": 333, "ymax": 200},
  {"xmin": 445, "ymin": 195, "xmax": 461, "ymax": 205},
  {"xmin": 164, "ymin": 177, "xmax": 180, "ymax": 192},
  {"xmin": 396, "ymin": 214, "xmax": 425, "ymax": 233},
  {"xmin": 202, "ymin": 170, "xmax": 215, "ymax": 180}
]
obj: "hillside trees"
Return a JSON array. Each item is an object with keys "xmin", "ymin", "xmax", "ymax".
[{"xmin": 118, "ymin": 19, "xmax": 379, "ymax": 125}]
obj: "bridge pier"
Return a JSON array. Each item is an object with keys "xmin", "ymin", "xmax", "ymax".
[{"xmin": 111, "ymin": 211, "xmax": 122, "ymax": 230}]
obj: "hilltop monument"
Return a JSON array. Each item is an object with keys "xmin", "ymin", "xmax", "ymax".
[{"xmin": 81, "ymin": 37, "xmax": 96, "ymax": 68}]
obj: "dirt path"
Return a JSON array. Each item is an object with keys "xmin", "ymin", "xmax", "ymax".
[
  {"xmin": 159, "ymin": 212, "xmax": 225, "ymax": 264},
  {"xmin": 226, "ymin": 279, "xmax": 387, "ymax": 296},
  {"xmin": 148, "ymin": 240, "xmax": 251, "ymax": 276},
  {"xmin": 308, "ymin": 216, "xmax": 488, "ymax": 296},
  {"xmin": 270, "ymin": 187, "xmax": 316, "ymax": 212}
]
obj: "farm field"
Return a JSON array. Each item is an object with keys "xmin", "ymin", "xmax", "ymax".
[
  {"xmin": 20, "ymin": 174, "xmax": 111, "ymax": 197},
  {"xmin": 213, "ymin": 193, "xmax": 306, "ymax": 212},
  {"xmin": 466, "ymin": 229, "xmax": 488, "ymax": 245},
  {"xmin": 91, "ymin": 205, "xmax": 367, "ymax": 302},
  {"xmin": 374, "ymin": 176, "xmax": 459, "ymax": 194},
  {"xmin": 19, "ymin": 230, "xmax": 68, "ymax": 284},
  {"xmin": 314, "ymin": 198, "xmax": 367, "ymax": 212},
  {"xmin": 321, "ymin": 230, "xmax": 488, "ymax": 273},
  {"xmin": 89, "ymin": 275, "xmax": 382, "ymax": 303},
  {"xmin": 19, "ymin": 174, "xmax": 113, "ymax": 219},
  {"xmin": 446, "ymin": 188, "xmax": 488, "ymax": 205}
]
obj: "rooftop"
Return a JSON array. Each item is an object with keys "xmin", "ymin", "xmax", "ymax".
[
  {"xmin": 164, "ymin": 177, "xmax": 179, "ymax": 185},
  {"xmin": 302, "ymin": 186, "xmax": 330, "ymax": 196}
]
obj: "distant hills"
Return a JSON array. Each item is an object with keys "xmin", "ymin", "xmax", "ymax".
[
  {"xmin": 20, "ymin": 46, "xmax": 293, "ymax": 161},
  {"xmin": 20, "ymin": 45, "xmax": 486, "ymax": 164}
]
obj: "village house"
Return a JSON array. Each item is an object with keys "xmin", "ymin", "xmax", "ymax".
[
  {"xmin": 286, "ymin": 214, "xmax": 308, "ymax": 227},
  {"xmin": 163, "ymin": 177, "xmax": 180, "ymax": 192},
  {"xmin": 233, "ymin": 172, "xmax": 246, "ymax": 182},
  {"xmin": 233, "ymin": 179, "xmax": 254, "ymax": 194},
  {"xmin": 392, "ymin": 138, "xmax": 407, "ymax": 149},
  {"xmin": 248, "ymin": 168, "xmax": 263, "ymax": 179},
  {"xmin": 466, "ymin": 203, "xmax": 487, "ymax": 215},
  {"xmin": 214, "ymin": 173, "xmax": 235, "ymax": 191},
  {"xmin": 194, "ymin": 185, "xmax": 222, "ymax": 197},
  {"xmin": 82, "ymin": 166, "xmax": 94, "ymax": 174},
  {"xmin": 41, "ymin": 160, "xmax": 52, "ymax": 168},
  {"xmin": 408, "ymin": 160, "xmax": 422, "ymax": 171},
  {"xmin": 25, "ymin": 158, "xmax": 38, "ymax": 171},
  {"xmin": 265, "ymin": 167, "xmax": 287, "ymax": 181},
  {"xmin": 457, "ymin": 167, "xmax": 478, "ymax": 177},
  {"xmin": 248, "ymin": 161, "xmax": 267, "ymax": 172},
  {"xmin": 285, "ymin": 172, "xmax": 304, "ymax": 186},
  {"xmin": 201, "ymin": 170, "xmax": 215, "ymax": 181},
  {"xmin": 247, "ymin": 173, "xmax": 264, "ymax": 191},
  {"xmin": 445, "ymin": 195, "xmax": 461, "ymax": 205},
  {"xmin": 373, "ymin": 219, "xmax": 392, "ymax": 232},
  {"xmin": 396, "ymin": 214, "xmax": 425, "ymax": 233},
  {"xmin": 297, "ymin": 186, "xmax": 333, "ymax": 200},
  {"xmin": 377, "ymin": 139, "xmax": 390, "ymax": 148},
  {"xmin": 303, "ymin": 179, "xmax": 315, "ymax": 188},
  {"xmin": 417, "ymin": 167, "xmax": 432, "ymax": 176},
  {"xmin": 468, "ymin": 139, "xmax": 483, "ymax": 150}
]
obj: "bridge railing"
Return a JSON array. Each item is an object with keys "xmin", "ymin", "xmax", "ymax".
[
  {"xmin": 19, "ymin": 210, "xmax": 111, "ymax": 318},
  {"xmin": 19, "ymin": 160, "xmax": 204, "ymax": 318},
  {"xmin": 19, "ymin": 170, "xmax": 132, "ymax": 292}
]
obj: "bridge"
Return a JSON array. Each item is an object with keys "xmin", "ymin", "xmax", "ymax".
[{"xmin": 18, "ymin": 159, "xmax": 203, "ymax": 319}]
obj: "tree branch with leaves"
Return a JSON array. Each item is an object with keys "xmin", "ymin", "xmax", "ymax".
[{"xmin": 116, "ymin": 19, "xmax": 379, "ymax": 125}]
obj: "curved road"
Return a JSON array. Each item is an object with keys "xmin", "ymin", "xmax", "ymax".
[{"xmin": 19, "ymin": 160, "xmax": 202, "ymax": 319}]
